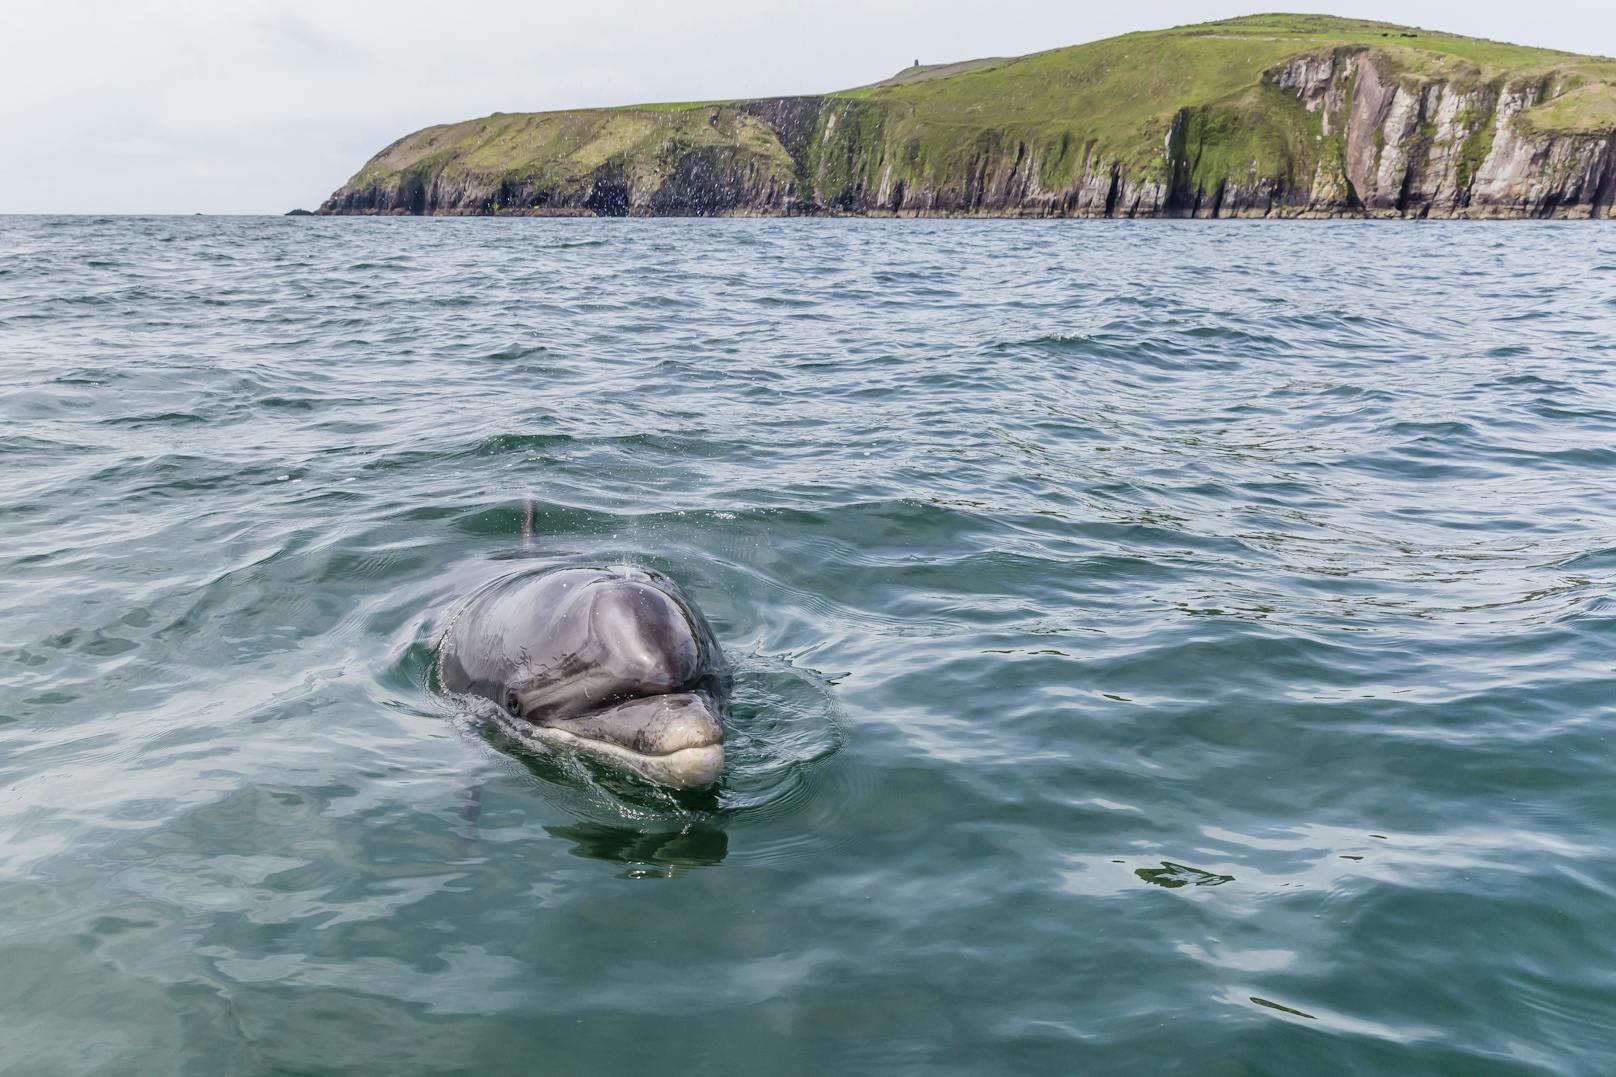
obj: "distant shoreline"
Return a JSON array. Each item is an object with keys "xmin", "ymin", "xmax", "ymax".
[{"xmin": 307, "ymin": 206, "xmax": 1613, "ymax": 221}]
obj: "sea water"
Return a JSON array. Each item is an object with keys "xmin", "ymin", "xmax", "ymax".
[{"xmin": 2, "ymin": 215, "xmax": 1613, "ymax": 1074}]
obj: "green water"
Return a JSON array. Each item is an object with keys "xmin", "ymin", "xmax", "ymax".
[{"xmin": 2, "ymin": 216, "xmax": 1613, "ymax": 1074}]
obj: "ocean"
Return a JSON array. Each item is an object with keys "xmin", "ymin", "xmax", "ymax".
[{"xmin": 2, "ymin": 215, "xmax": 1613, "ymax": 1074}]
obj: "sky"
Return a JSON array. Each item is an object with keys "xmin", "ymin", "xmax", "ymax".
[{"xmin": 5, "ymin": 0, "xmax": 1614, "ymax": 214}]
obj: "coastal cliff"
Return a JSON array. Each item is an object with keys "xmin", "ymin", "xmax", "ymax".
[{"xmin": 319, "ymin": 14, "xmax": 1616, "ymax": 219}]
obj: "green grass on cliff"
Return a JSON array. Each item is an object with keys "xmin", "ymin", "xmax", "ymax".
[
  {"xmin": 335, "ymin": 13, "xmax": 1616, "ymax": 205},
  {"xmin": 1525, "ymin": 83, "xmax": 1616, "ymax": 132},
  {"xmin": 1165, "ymin": 13, "xmax": 1595, "ymax": 70},
  {"xmin": 351, "ymin": 107, "xmax": 795, "ymax": 202}
]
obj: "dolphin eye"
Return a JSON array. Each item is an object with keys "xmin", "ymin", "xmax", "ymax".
[{"xmin": 505, "ymin": 690, "xmax": 521, "ymax": 714}]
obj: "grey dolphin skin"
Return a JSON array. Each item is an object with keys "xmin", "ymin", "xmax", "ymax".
[{"xmin": 437, "ymin": 565, "xmax": 730, "ymax": 789}]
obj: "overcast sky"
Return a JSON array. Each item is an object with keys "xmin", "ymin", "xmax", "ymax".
[{"xmin": 5, "ymin": 0, "xmax": 1613, "ymax": 214}]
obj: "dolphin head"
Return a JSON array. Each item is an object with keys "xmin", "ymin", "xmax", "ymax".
[{"xmin": 486, "ymin": 566, "xmax": 729, "ymax": 789}]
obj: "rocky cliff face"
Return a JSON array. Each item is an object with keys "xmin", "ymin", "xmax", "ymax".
[
  {"xmin": 320, "ymin": 49, "xmax": 1616, "ymax": 220},
  {"xmin": 1261, "ymin": 48, "xmax": 1616, "ymax": 218}
]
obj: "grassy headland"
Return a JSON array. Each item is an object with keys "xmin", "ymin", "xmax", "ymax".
[{"xmin": 321, "ymin": 14, "xmax": 1616, "ymax": 219}]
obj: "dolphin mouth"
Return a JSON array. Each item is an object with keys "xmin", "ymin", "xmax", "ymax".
[
  {"xmin": 492, "ymin": 690, "xmax": 726, "ymax": 790},
  {"xmin": 530, "ymin": 726, "xmax": 725, "ymax": 790}
]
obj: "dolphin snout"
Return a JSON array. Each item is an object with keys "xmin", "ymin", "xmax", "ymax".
[
  {"xmin": 642, "ymin": 694, "xmax": 724, "ymax": 754},
  {"xmin": 540, "ymin": 691, "xmax": 725, "ymax": 789}
]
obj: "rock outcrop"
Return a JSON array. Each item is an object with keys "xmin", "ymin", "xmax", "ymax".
[{"xmin": 1256, "ymin": 48, "xmax": 1616, "ymax": 218}]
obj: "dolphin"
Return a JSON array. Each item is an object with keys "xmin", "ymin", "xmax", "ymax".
[{"xmin": 437, "ymin": 564, "xmax": 729, "ymax": 789}]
